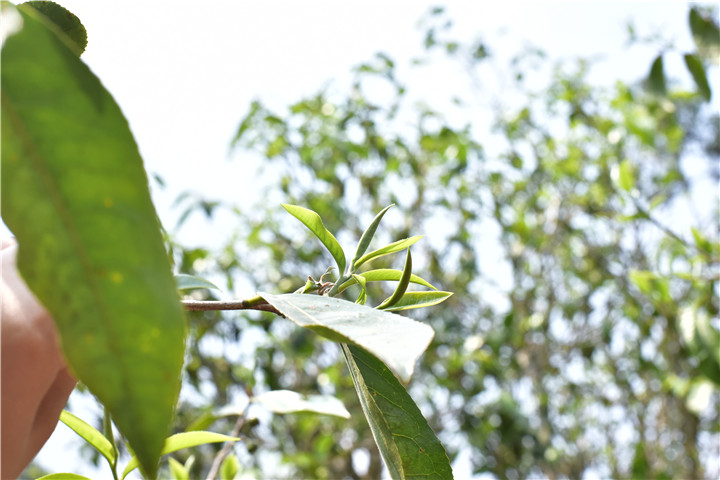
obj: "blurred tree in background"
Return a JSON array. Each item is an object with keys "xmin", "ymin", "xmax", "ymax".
[{"xmin": 165, "ymin": 5, "xmax": 719, "ymax": 479}]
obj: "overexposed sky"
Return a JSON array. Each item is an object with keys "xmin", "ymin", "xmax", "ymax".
[{"xmin": 10, "ymin": 2, "xmax": 702, "ymax": 478}]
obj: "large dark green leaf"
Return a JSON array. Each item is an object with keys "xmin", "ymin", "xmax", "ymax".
[
  {"xmin": 1, "ymin": 4, "xmax": 186, "ymax": 477},
  {"xmin": 260, "ymin": 293, "xmax": 434, "ymax": 382},
  {"xmin": 342, "ymin": 344, "xmax": 453, "ymax": 480}
]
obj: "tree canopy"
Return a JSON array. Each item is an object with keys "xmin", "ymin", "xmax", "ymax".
[
  {"xmin": 166, "ymin": 6, "xmax": 719, "ymax": 479},
  {"xmin": 8, "ymin": 3, "xmax": 718, "ymax": 479}
]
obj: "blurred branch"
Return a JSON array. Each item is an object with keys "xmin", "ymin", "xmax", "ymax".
[
  {"xmin": 182, "ymin": 297, "xmax": 284, "ymax": 316},
  {"xmin": 205, "ymin": 408, "xmax": 248, "ymax": 480}
]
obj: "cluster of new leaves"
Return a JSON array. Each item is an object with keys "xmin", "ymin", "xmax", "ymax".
[{"xmin": 1, "ymin": 2, "xmax": 454, "ymax": 479}]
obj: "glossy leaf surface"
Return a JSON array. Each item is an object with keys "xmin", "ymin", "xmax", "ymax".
[
  {"xmin": 260, "ymin": 293, "xmax": 434, "ymax": 382},
  {"xmin": 1, "ymin": 5, "xmax": 186, "ymax": 477},
  {"xmin": 251, "ymin": 390, "xmax": 351, "ymax": 418},
  {"xmin": 342, "ymin": 344, "xmax": 453, "ymax": 480}
]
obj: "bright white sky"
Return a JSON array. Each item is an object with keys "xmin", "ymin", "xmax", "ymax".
[{"xmin": 11, "ymin": 1, "xmax": 701, "ymax": 478}]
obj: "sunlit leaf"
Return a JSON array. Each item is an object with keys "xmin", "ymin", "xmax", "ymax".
[
  {"xmin": 349, "ymin": 204, "xmax": 394, "ymax": 273},
  {"xmin": 380, "ymin": 291, "xmax": 454, "ymax": 312},
  {"xmin": 282, "ymin": 204, "xmax": 346, "ymax": 274},
  {"xmin": 175, "ymin": 273, "xmax": 219, "ymax": 291},
  {"xmin": 260, "ymin": 293, "xmax": 434, "ymax": 382},
  {"xmin": 251, "ymin": 390, "xmax": 351, "ymax": 418},
  {"xmin": 168, "ymin": 457, "xmax": 189, "ymax": 480},
  {"xmin": 337, "ymin": 269, "xmax": 437, "ymax": 292},
  {"xmin": 121, "ymin": 432, "xmax": 240, "ymax": 479},
  {"xmin": 342, "ymin": 344, "xmax": 453, "ymax": 480},
  {"xmin": 353, "ymin": 236, "xmax": 423, "ymax": 270},
  {"xmin": 59, "ymin": 410, "xmax": 116, "ymax": 467},
  {"xmin": 1, "ymin": 6, "xmax": 186, "ymax": 477},
  {"xmin": 220, "ymin": 454, "xmax": 240, "ymax": 480}
]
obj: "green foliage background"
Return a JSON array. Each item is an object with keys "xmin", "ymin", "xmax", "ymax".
[
  {"xmin": 10, "ymin": 3, "xmax": 718, "ymax": 480},
  {"xmin": 162, "ymin": 6, "xmax": 719, "ymax": 479}
]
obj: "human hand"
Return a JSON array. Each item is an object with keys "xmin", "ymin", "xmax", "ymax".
[{"xmin": 1, "ymin": 238, "xmax": 77, "ymax": 478}]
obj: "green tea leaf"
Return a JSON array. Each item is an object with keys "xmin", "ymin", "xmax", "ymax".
[
  {"xmin": 348, "ymin": 204, "xmax": 394, "ymax": 273},
  {"xmin": 122, "ymin": 432, "xmax": 240, "ymax": 479},
  {"xmin": 251, "ymin": 390, "xmax": 351, "ymax": 418},
  {"xmin": 260, "ymin": 293, "xmax": 434, "ymax": 382},
  {"xmin": 175, "ymin": 273, "xmax": 219, "ymax": 291},
  {"xmin": 20, "ymin": 1, "xmax": 87, "ymax": 55},
  {"xmin": 342, "ymin": 344, "xmax": 453, "ymax": 480},
  {"xmin": 337, "ymin": 269, "xmax": 437, "ymax": 292},
  {"xmin": 1, "ymin": 6, "xmax": 186, "ymax": 477},
  {"xmin": 380, "ymin": 291, "xmax": 454, "ymax": 312},
  {"xmin": 354, "ymin": 236, "xmax": 423, "ymax": 270},
  {"xmin": 352, "ymin": 273, "xmax": 368, "ymax": 305},
  {"xmin": 59, "ymin": 410, "xmax": 116, "ymax": 467},
  {"xmin": 36, "ymin": 475, "xmax": 93, "ymax": 480},
  {"xmin": 282, "ymin": 204, "xmax": 346, "ymax": 274},
  {"xmin": 167, "ymin": 457, "xmax": 189, "ymax": 480},
  {"xmin": 684, "ymin": 54, "xmax": 712, "ymax": 101},
  {"xmin": 378, "ymin": 249, "xmax": 412, "ymax": 310},
  {"xmin": 220, "ymin": 454, "xmax": 240, "ymax": 480}
]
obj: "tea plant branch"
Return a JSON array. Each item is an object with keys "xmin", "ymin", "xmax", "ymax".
[
  {"xmin": 182, "ymin": 296, "xmax": 284, "ymax": 316},
  {"xmin": 205, "ymin": 408, "xmax": 248, "ymax": 480}
]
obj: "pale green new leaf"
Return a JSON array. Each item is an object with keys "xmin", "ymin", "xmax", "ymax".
[
  {"xmin": 251, "ymin": 390, "xmax": 351, "ymax": 418},
  {"xmin": 337, "ymin": 269, "xmax": 437, "ymax": 293},
  {"xmin": 260, "ymin": 293, "xmax": 434, "ymax": 382},
  {"xmin": 378, "ymin": 249, "xmax": 412, "ymax": 310},
  {"xmin": 59, "ymin": 410, "xmax": 116, "ymax": 467},
  {"xmin": 122, "ymin": 432, "xmax": 239, "ymax": 479},
  {"xmin": 283, "ymin": 204, "xmax": 346, "ymax": 273},
  {"xmin": 342, "ymin": 344, "xmax": 453, "ymax": 480},
  {"xmin": 220, "ymin": 454, "xmax": 240, "ymax": 480},
  {"xmin": 167, "ymin": 457, "xmax": 189, "ymax": 480},
  {"xmin": 353, "ymin": 236, "xmax": 423, "ymax": 270},
  {"xmin": 380, "ymin": 291, "xmax": 454, "ymax": 312},
  {"xmin": 36, "ymin": 474, "xmax": 93, "ymax": 480},
  {"xmin": 348, "ymin": 204, "xmax": 394, "ymax": 273},
  {"xmin": 175, "ymin": 273, "xmax": 219, "ymax": 291},
  {"xmin": 353, "ymin": 273, "xmax": 368, "ymax": 305}
]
